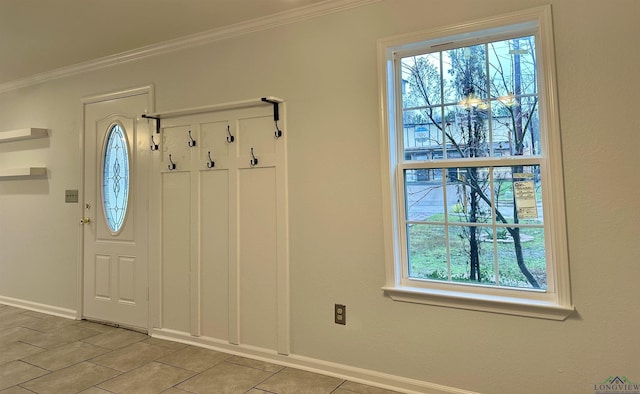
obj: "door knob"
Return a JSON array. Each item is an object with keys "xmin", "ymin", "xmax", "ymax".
[{"xmin": 80, "ymin": 217, "xmax": 91, "ymax": 224}]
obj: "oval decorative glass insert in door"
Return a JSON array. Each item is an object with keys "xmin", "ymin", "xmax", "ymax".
[{"xmin": 102, "ymin": 123, "xmax": 130, "ymax": 233}]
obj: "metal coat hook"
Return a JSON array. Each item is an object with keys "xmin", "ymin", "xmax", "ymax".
[
  {"xmin": 150, "ymin": 135, "xmax": 159, "ymax": 151},
  {"xmin": 226, "ymin": 125, "xmax": 235, "ymax": 143},
  {"xmin": 249, "ymin": 148, "xmax": 259, "ymax": 167},
  {"xmin": 261, "ymin": 97, "xmax": 282, "ymax": 139},
  {"xmin": 188, "ymin": 130, "xmax": 196, "ymax": 147},
  {"xmin": 168, "ymin": 154, "xmax": 176, "ymax": 170},
  {"xmin": 206, "ymin": 151, "xmax": 215, "ymax": 168},
  {"xmin": 274, "ymin": 121, "xmax": 282, "ymax": 139}
]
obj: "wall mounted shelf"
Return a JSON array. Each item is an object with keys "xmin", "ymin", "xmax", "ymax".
[
  {"xmin": 0, "ymin": 128, "xmax": 49, "ymax": 180},
  {"xmin": 0, "ymin": 128, "xmax": 48, "ymax": 143},
  {"xmin": 0, "ymin": 167, "xmax": 47, "ymax": 179}
]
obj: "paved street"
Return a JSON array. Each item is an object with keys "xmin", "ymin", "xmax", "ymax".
[{"xmin": 405, "ymin": 182, "xmax": 543, "ymax": 222}]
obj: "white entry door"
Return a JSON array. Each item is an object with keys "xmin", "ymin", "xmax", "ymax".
[{"xmin": 82, "ymin": 87, "xmax": 152, "ymax": 330}]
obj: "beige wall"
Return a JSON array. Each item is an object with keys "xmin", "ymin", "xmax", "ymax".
[{"xmin": 1, "ymin": 0, "xmax": 639, "ymax": 392}]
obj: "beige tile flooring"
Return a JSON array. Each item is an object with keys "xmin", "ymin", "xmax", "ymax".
[{"xmin": 0, "ymin": 304, "xmax": 400, "ymax": 394}]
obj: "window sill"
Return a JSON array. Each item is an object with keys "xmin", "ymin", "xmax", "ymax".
[{"xmin": 382, "ymin": 285, "xmax": 574, "ymax": 320}]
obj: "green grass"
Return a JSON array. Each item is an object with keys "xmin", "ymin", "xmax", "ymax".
[{"xmin": 407, "ymin": 214, "xmax": 547, "ymax": 289}]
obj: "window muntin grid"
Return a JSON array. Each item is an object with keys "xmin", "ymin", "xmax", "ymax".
[
  {"xmin": 397, "ymin": 35, "xmax": 547, "ymax": 291},
  {"xmin": 403, "ymin": 165, "xmax": 545, "ymax": 290},
  {"xmin": 379, "ymin": 7, "xmax": 572, "ymax": 319},
  {"xmin": 400, "ymin": 36, "xmax": 540, "ymax": 162}
]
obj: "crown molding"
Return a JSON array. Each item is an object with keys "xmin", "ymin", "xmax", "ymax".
[{"xmin": 0, "ymin": 0, "xmax": 380, "ymax": 94}]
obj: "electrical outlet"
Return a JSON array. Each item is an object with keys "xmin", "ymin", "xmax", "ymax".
[{"xmin": 334, "ymin": 304, "xmax": 346, "ymax": 325}]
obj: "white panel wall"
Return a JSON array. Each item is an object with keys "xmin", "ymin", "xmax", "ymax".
[
  {"xmin": 199, "ymin": 169, "xmax": 230, "ymax": 340},
  {"xmin": 1, "ymin": 1, "xmax": 639, "ymax": 392},
  {"xmin": 155, "ymin": 105, "xmax": 287, "ymax": 354},
  {"xmin": 238, "ymin": 167, "xmax": 278, "ymax": 350},
  {"xmin": 161, "ymin": 171, "xmax": 191, "ymax": 333}
]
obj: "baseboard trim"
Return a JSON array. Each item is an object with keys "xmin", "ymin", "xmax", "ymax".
[
  {"xmin": 151, "ymin": 328, "xmax": 478, "ymax": 394},
  {"xmin": 0, "ymin": 296, "xmax": 77, "ymax": 320}
]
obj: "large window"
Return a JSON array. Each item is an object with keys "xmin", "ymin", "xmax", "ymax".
[{"xmin": 378, "ymin": 6, "xmax": 572, "ymax": 319}]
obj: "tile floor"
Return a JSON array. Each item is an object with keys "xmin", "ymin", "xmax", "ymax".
[{"xmin": 0, "ymin": 304, "xmax": 400, "ymax": 394}]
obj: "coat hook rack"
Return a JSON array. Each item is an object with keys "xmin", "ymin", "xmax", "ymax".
[
  {"xmin": 226, "ymin": 125, "xmax": 235, "ymax": 143},
  {"xmin": 168, "ymin": 154, "xmax": 176, "ymax": 170},
  {"xmin": 261, "ymin": 97, "xmax": 282, "ymax": 138},
  {"xmin": 150, "ymin": 135, "xmax": 159, "ymax": 151},
  {"xmin": 250, "ymin": 148, "xmax": 259, "ymax": 167},
  {"xmin": 206, "ymin": 151, "xmax": 215, "ymax": 168},
  {"xmin": 188, "ymin": 130, "xmax": 196, "ymax": 147},
  {"xmin": 141, "ymin": 114, "xmax": 161, "ymax": 133}
]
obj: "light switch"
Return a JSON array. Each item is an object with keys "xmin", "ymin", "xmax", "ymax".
[{"xmin": 65, "ymin": 189, "xmax": 78, "ymax": 203}]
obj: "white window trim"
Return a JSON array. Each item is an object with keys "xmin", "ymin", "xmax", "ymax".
[{"xmin": 377, "ymin": 5, "xmax": 573, "ymax": 320}]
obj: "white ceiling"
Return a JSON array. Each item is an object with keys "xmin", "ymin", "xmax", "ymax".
[{"xmin": 0, "ymin": 0, "xmax": 333, "ymax": 85}]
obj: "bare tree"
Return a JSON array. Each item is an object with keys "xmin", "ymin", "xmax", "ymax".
[{"xmin": 401, "ymin": 38, "xmax": 541, "ymax": 288}]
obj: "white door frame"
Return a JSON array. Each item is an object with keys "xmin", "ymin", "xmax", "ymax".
[{"xmin": 76, "ymin": 85, "xmax": 155, "ymax": 331}]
